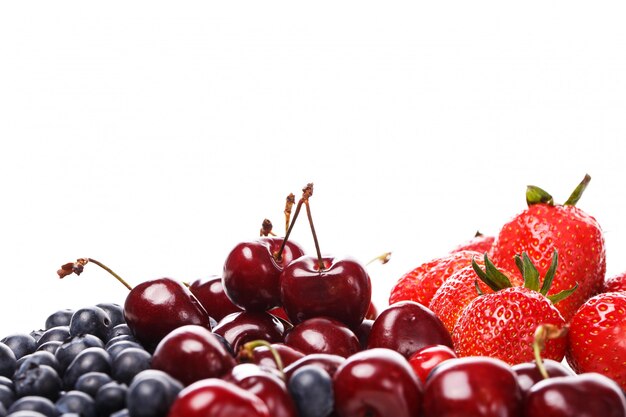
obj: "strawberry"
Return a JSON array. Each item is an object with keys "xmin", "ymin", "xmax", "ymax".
[
  {"xmin": 566, "ymin": 291, "xmax": 626, "ymax": 391},
  {"xmin": 453, "ymin": 252, "xmax": 569, "ymax": 365},
  {"xmin": 428, "ymin": 257, "xmax": 522, "ymax": 334},
  {"xmin": 604, "ymin": 271, "xmax": 626, "ymax": 293},
  {"xmin": 490, "ymin": 174, "xmax": 606, "ymax": 321},
  {"xmin": 389, "ymin": 250, "xmax": 481, "ymax": 307},
  {"xmin": 451, "ymin": 231, "xmax": 495, "ymax": 254}
]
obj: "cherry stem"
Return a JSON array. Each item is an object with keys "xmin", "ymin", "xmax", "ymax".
[
  {"xmin": 533, "ymin": 324, "xmax": 568, "ymax": 379},
  {"xmin": 260, "ymin": 219, "xmax": 276, "ymax": 237},
  {"xmin": 58, "ymin": 258, "xmax": 132, "ymax": 291},
  {"xmin": 366, "ymin": 252, "xmax": 392, "ymax": 266},
  {"xmin": 304, "ymin": 199, "xmax": 325, "ymax": 270},
  {"xmin": 86, "ymin": 258, "xmax": 133, "ymax": 291},
  {"xmin": 284, "ymin": 193, "xmax": 295, "ymax": 235},
  {"xmin": 275, "ymin": 199, "xmax": 304, "ymax": 262},
  {"xmin": 241, "ymin": 340, "xmax": 284, "ymax": 376}
]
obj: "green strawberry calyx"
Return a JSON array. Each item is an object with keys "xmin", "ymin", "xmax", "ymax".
[
  {"xmin": 525, "ymin": 173, "xmax": 591, "ymax": 207},
  {"xmin": 471, "ymin": 251, "xmax": 577, "ymax": 303}
]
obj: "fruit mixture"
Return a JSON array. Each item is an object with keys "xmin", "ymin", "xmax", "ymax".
[{"xmin": 1, "ymin": 178, "xmax": 625, "ymax": 417}]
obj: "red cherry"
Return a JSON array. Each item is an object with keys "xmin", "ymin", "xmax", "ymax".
[
  {"xmin": 283, "ymin": 353, "xmax": 345, "ymax": 380},
  {"xmin": 123, "ymin": 278, "xmax": 212, "ymax": 351},
  {"xmin": 407, "ymin": 344, "xmax": 457, "ymax": 384},
  {"xmin": 333, "ymin": 348, "xmax": 423, "ymax": 417},
  {"xmin": 167, "ymin": 378, "xmax": 270, "ymax": 417},
  {"xmin": 212, "ymin": 311, "xmax": 286, "ymax": 353},
  {"xmin": 151, "ymin": 324, "xmax": 236, "ymax": 386},
  {"xmin": 367, "ymin": 301, "xmax": 453, "ymax": 358},
  {"xmin": 284, "ymin": 317, "xmax": 360, "ymax": 358},
  {"xmin": 237, "ymin": 343, "xmax": 305, "ymax": 371},
  {"xmin": 511, "ymin": 359, "xmax": 574, "ymax": 395},
  {"xmin": 223, "ymin": 237, "xmax": 304, "ymax": 312},
  {"xmin": 188, "ymin": 275, "xmax": 242, "ymax": 321},
  {"xmin": 224, "ymin": 363, "xmax": 298, "ymax": 417},
  {"xmin": 422, "ymin": 356, "xmax": 523, "ymax": 417},
  {"xmin": 280, "ymin": 255, "xmax": 372, "ymax": 329}
]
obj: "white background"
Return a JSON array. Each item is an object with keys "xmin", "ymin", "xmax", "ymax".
[{"xmin": 1, "ymin": 2, "xmax": 625, "ymax": 336}]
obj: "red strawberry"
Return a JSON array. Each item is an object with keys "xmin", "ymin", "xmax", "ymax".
[
  {"xmin": 389, "ymin": 250, "xmax": 481, "ymax": 307},
  {"xmin": 429, "ymin": 257, "xmax": 522, "ymax": 334},
  {"xmin": 604, "ymin": 272, "xmax": 626, "ymax": 293},
  {"xmin": 566, "ymin": 291, "xmax": 626, "ymax": 391},
  {"xmin": 451, "ymin": 231, "xmax": 495, "ymax": 254},
  {"xmin": 453, "ymin": 252, "xmax": 569, "ymax": 365},
  {"xmin": 490, "ymin": 174, "xmax": 606, "ymax": 321}
]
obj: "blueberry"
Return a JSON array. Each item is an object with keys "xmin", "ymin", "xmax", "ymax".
[
  {"xmin": 0, "ymin": 344, "xmax": 16, "ymax": 378},
  {"xmin": 95, "ymin": 381, "xmax": 127, "ymax": 416},
  {"xmin": 45, "ymin": 310, "xmax": 74, "ymax": 330},
  {"xmin": 68, "ymin": 307, "xmax": 112, "ymax": 341},
  {"xmin": 0, "ymin": 385, "xmax": 15, "ymax": 410},
  {"xmin": 0, "ymin": 335, "xmax": 37, "ymax": 361},
  {"xmin": 63, "ymin": 348, "xmax": 111, "ymax": 390},
  {"xmin": 7, "ymin": 396, "xmax": 57, "ymax": 417},
  {"xmin": 0, "ymin": 377, "xmax": 12, "ymax": 391},
  {"xmin": 105, "ymin": 342, "xmax": 144, "ymax": 360},
  {"xmin": 110, "ymin": 409, "xmax": 129, "ymax": 417},
  {"xmin": 28, "ymin": 331, "xmax": 44, "ymax": 344},
  {"xmin": 35, "ymin": 343, "xmax": 62, "ymax": 356},
  {"xmin": 4, "ymin": 410, "xmax": 48, "ymax": 417},
  {"xmin": 126, "ymin": 370, "xmax": 182, "ymax": 417},
  {"xmin": 13, "ymin": 364, "xmax": 62, "ymax": 401},
  {"xmin": 55, "ymin": 391, "xmax": 96, "ymax": 417},
  {"xmin": 111, "ymin": 349, "xmax": 151, "ymax": 385},
  {"xmin": 55, "ymin": 335, "xmax": 104, "ymax": 373},
  {"xmin": 95, "ymin": 304, "xmax": 125, "ymax": 328},
  {"xmin": 0, "ymin": 402, "xmax": 5, "ymax": 417},
  {"xmin": 74, "ymin": 372, "xmax": 112, "ymax": 398},
  {"xmin": 16, "ymin": 352, "xmax": 61, "ymax": 375},
  {"xmin": 106, "ymin": 325, "xmax": 134, "ymax": 343},
  {"xmin": 37, "ymin": 327, "xmax": 70, "ymax": 348},
  {"xmin": 288, "ymin": 364, "xmax": 334, "ymax": 417}
]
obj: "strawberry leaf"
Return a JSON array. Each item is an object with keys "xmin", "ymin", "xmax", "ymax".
[
  {"xmin": 520, "ymin": 252, "xmax": 540, "ymax": 291},
  {"xmin": 539, "ymin": 250, "xmax": 559, "ymax": 296},
  {"xmin": 526, "ymin": 185, "xmax": 554, "ymax": 206},
  {"xmin": 548, "ymin": 283, "xmax": 578, "ymax": 304}
]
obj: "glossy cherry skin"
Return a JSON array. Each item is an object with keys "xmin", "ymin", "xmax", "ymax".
[
  {"xmin": 237, "ymin": 343, "xmax": 305, "ymax": 371},
  {"xmin": 280, "ymin": 256, "xmax": 371, "ymax": 329},
  {"xmin": 167, "ymin": 378, "xmax": 270, "ymax": 417},
  {"xmin": 408, "ymin": 344, "xmax": 457, "ymax": 384},
  {"xmin": 223, "ymin": 237, "xmax": 304, "ymax": 312},
  {"xmin": 333, "ymin": 348, "xmax": 422, "ymax": 417},
  {"xmin": 188, "ymin": 275, "xmax": 242, "ymax": 321},
  {"xmin": 151, "ymin": 325, "xmax": 236, "ymax": 386},
  {"xmin": 284, "ymin": 317, "xmax": 360, "ymax": 358},
  {"xmin": 354, "ymin": 319, "xmax": 374, "ymax": 350},
  {"xmin": 511, "ymin": 359, "xmax": 575, "ymax": 395},
  {"xmin": 284, "ymin": 353, "xmax": 346, "ymax": 380},
  {"xmin": 367, "ymin": 300, "xmax": 453, "ymax": 358},
  {"xmin": 212, "ymin": 311, "xmax": 286, "ymax": 353},
  {"xmin": 123, "ymin": 277, "xmax": 212, "ymax": 351},
  {"xmin": 225, "ymin": 363, "xmax": 298, "ymax": 417},
  {"xmin": 523, "ymin": 373, "xmax": 626, "ymax": 417},
  {"xmin": 423, "ymin": 356, "xmax": 523, "ymax": 417}
]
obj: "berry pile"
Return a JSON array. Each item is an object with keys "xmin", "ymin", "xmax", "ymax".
[{"xmin": 0, "ymin": 179, "xmax": 625, "ymax": 417}]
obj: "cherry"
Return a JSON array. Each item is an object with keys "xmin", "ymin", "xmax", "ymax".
[
  {"xmin": 124, "ymin": 277, "xmax": 213, "ymax": 351},
  {"xmin": 151, "ymin": 324, "xmax": 236, "ymax": 386},
  {"xmin": 280, "ymin": 256, "xmax": 372, "ymax": 329},
  {"xmin": 333, "ymin": 348, "xmax": 422, "ymax": 417},
  {"xmin": 224, "ymin": 363, "xmax": 298, "ymax": 417},
  {"xmin": 354, "ymin": 319, "xmax": 374, "ymax": 350},
  {"xmin": 367, "ymin": 300, "xmax": 453, "ymax": 358},
  {"xmin": 511, "ymin": 359, "xmax": 575, "ymax": 395},
  {"xmin": 523, "ymin": 372, "xmax": 626, "ymax": 417},
  {"xmin": 237, "ymin": 343, "xmax": 305, "ymax": 371},
  {"xmin": 188, "ymin": 275, "xmax": 243, "ymax": 321},
  {"xmin": 407, "ymin": 344, "xmax": 457, "ymax": 384},
  {"xmin": 283, "ymin": 353, "xmax": 345, "ymax": 380},
  {"xmin": 223, "ymin": 237, "xmax": 305, "ymax": 312},
  {"xmin": 168, "ymin": 378, "xmax": 270, "ymax": 417},
  {"xmin": 422, "ymin": 356, "xmax": 523, "ymax": 417},
  {"xmin": 284, "ymin": 317, "xmax": 360, "ymax": 358},
  {"xmin": 212, "ymin": 311, "xmax": 287, "ymax": 353}
]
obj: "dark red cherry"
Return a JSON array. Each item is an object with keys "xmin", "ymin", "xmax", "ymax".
[
  {"xmin": 284, "ymin": 317, "xmax": 360, "ymax": 358},
  {"xmin": 237, "ymin": 343, "xmax": 305, "ymax": 371},
  {"xmin": 188, "ymin": 275, "xmax": 243, "ymax": 321},
  {"xmin": 225, "ymin": 363, "xmax": 298, "ymax": 417},
  {"xmin": 354, "ymin": 319, "xmax": 374, "ymax": 350},
  {"xmin": 168, "ymin": 378, "xmax": 270, "ymax": 417},
  {"xmin": 423, "ymin": 356, "xmax": 523, "ymax": 417},
  {"xmin": 212, "ymin": 311, "xmax": 286, "ymax": 353},
  {"xmin": 280, "ymin": 256, "xmax": 371, "ymax": 329},
  {"xmin": 123, "ymin": 278, "xmax": 212, "ymax": 351},
  {"xmin": 511, "ymin": 359, "xmax": 575, "ymax": 395},
  {"xmin": 151, "ymin": 325, "xmax": 236, "ymax": 386},
  {"xmin": 223, "ymin": 237, "xmax": 304, "ymax": 312},
  {"xmin": 365, "ymin": 302, "xmax": 378, "ymax": 320},
  {"xmin": 333, "ymin": 348, "xmax": 422, "ymax": 417},
  {"xmin": 367, "ymin": 300, "xmax": 453, "ymax": 358},
  {"xmin": 408, "ymin": 344, "xmax": 457, "ymax": 384},
  {"xmin": 524, "ymin": 373, "xmax": 626, "ymax": 417},
  {"xmin": 283, "ymin": 353, "xmax": 345, "ymax": 380}
]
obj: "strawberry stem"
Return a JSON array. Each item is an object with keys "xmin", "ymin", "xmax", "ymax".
[{"xmin": 564, "ymin": 173, "xmax": 591, "ymax": 206}]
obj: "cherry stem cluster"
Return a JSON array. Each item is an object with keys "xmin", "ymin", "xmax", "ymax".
[{"xmin": 57, "ymin": 257, "xmax": 133, "ymax": 291}]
